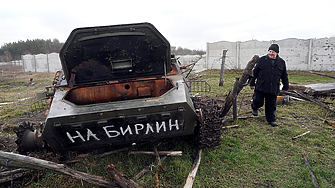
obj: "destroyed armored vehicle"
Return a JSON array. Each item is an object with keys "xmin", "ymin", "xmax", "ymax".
[{"xmin": 17, "ymin": 22, "xmax": 208, "ymax": 153}]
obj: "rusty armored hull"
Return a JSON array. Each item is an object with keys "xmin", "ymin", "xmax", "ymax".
[{"xmin": 17, "ymin": 23, "xmax": 201, "ymax": 153}]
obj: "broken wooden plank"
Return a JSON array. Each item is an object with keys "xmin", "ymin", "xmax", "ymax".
[
  {"xmin": 292, "ymin": 131, "xmax": 311, "ymax": 140},
  {"xmin": 184, "ymin": 149, "xmax": 202, "ymax": 188},
  {"xmin": 303, "ymin": 153, "xmax": 320, "ymax": 188},
  {"xmin": 0, "ymin": 151, "xmax": 118, "ymax": 187},
  {"xmin": 129, "ymin": 151, "xmax": 182, "ymax": 156},
  {"xmin": 106, "ymin": 164, "xmax": 140, "ymax": 188}
]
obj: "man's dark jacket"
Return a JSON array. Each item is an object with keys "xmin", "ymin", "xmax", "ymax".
[{"xmin": 250, "ymin": 55, "xmax": 289, "ymax": 95}]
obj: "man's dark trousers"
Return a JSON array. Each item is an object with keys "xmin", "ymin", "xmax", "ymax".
[{"xmin": 251, "ymin": 90, "xmax": 277, "ymax": 123}]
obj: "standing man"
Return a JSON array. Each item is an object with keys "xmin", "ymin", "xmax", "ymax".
[{"xmin": 250, "ymin": 44, "xmax": 289, "ymax": 127}]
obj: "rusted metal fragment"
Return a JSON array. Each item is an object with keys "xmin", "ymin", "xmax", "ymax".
[{"xmin": 65, "ymin": 78, "xmax": 173, "ymax": 105}]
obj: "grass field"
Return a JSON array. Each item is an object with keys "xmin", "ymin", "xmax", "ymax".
[{"xmin": 0, "ymin": 68, "xmax": 334, "ymax": 187}]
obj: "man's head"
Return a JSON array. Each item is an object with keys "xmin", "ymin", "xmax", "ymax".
[{"xmin": 268, "ymin": 44, "xmax": 279, "ymax": 59}]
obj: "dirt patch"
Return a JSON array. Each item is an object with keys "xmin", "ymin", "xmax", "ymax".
[{"xmin": 0, "ymin": 135, "xmax": 17, "ymax": 152}]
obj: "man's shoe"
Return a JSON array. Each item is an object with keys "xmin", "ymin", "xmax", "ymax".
[
  {"xmin": 252, "ymin": 109, "xmax": 258, "ymax": 116},
  {"xmin": 269, "ymin": 121, "xmax": 279, "ymax": 127}
]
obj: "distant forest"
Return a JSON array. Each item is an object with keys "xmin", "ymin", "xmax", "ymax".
[
  {"xmin": 0, "ymin": 39, "xmax": 63, "ymax": 62},
  {"xmin": 171, "ymin": 46, "xmax": 206, "ymax": 56},
  {"xmin": 0, "ymin": 39, "xmax": 205, "ymax": 61}
]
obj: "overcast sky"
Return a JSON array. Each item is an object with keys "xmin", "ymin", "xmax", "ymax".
[{"xmin": 1, "ymin": 0, "xmax": 335, "ymax": 50}]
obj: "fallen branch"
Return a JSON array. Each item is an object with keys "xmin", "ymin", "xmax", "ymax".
[
  {"xmin": 292, "ymin": 131, "xmax": 311, "ymax": 140},
  {"xmin": 222, "ymin": 124, "xmax": 239, "ymax": 129},
  {"xmin": 303, "ymin": 70, "xmax": 335, "ymax": 79},
  {"xmin": 0, "ymin": 151, "xmax": 118, "ymax": 187},
  {"xmin": 106, "ymin": 164, "xmax": 140, "ymax": 188},
  {"xmin": 220, "ymin": 55, "xmax": 259, "ymax": 117},
  {"xmin": 153, "ymin": 145, "xmax": 166, "ymax": 172},
  {"xmin": 129, "ymin": 151, "xmax": 182, "ymax": 156},
  {"xmin": 0, "ymin": 171, "xmax": 27, "ymax": 184},
  {"xmin": 285, "ymin": 90, "xmax": 335, "ymax": 113},
  {"xmin": 303, "ymin": 153, "xmax": 320, "ymax": 188},
  {"xmin": 99, "ymin": 146, "xmax": 131, "ymax": 158},
  {"xmin": 0, "ymin": 168, "xmax": 29, "ymax": 177},
  {"xmin": 0, "ymin": 168, "xmax": 29, "ymax": 184},
  {"xmin": 133, "ymin": 156, "xmax": 167, "ymax": 180},
  {"xmin": 184, "ymin": 149, "xmax": 202, "ymax": 188}
]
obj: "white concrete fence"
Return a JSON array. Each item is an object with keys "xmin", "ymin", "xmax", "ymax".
[
  {"xmin": 19, "ymin": 37, "xmax": 335, "ymax": 73},
  {"xmin": 206, "ymin": 37, "xmax": 335, "ymax": 71},
  {"xmin": 21, "ymin": 53, "xmax": 62, "ymax": 73}
]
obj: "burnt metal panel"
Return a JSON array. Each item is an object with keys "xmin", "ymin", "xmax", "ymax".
[{"xmin": 60, "ymin": 22, "xmax": 171, "ymax": 85}]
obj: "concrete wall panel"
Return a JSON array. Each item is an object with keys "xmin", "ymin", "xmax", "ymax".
[
  {"xmin": 22, "ymin": 53, "xmax": 62, "ymax": 73},
  {"xmin": 22, "ymin": 54, "xmax": 34, "ymax": 72},
  {"xmin": 206, "ymin": 37, "xmax": 335, "ymax": 71},
  {"xmin": 48, "ymin": 53, "xmax": 62, "ymax": 73}
]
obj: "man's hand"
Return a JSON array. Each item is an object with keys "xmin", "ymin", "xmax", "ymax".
[{"xmin": 250, "ymin": 86, "xmax": 255, "ymax": 89}]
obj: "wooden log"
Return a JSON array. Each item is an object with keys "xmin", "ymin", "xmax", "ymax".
[
  {"xmin": 303, "ymin": 153, "xmax": 320, "ymax": 188},
  {"xmin": 220, "ymin": 55, "xmax": 259, "ymax": 117},
  {"xmin": 153, "ymin": 146, "xmax": 166, "ymax": 172},
  {"xmin": 0, "ymin": 150, "xmax": 118, "ymax": 187},
  {"xmin": 184, "ymin": 149, "xmax": 202, "ymax": 188},
  {"xmin": 129, "ymin": 151, "xmax": 182, "ymax": 156},
  {"xmin": 106, "ymin": 164, "xmax": 140, "ymax": 188},
  {"xmin": 292, "ymin": 131, "xmax": 311, "ymax": 140}
]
